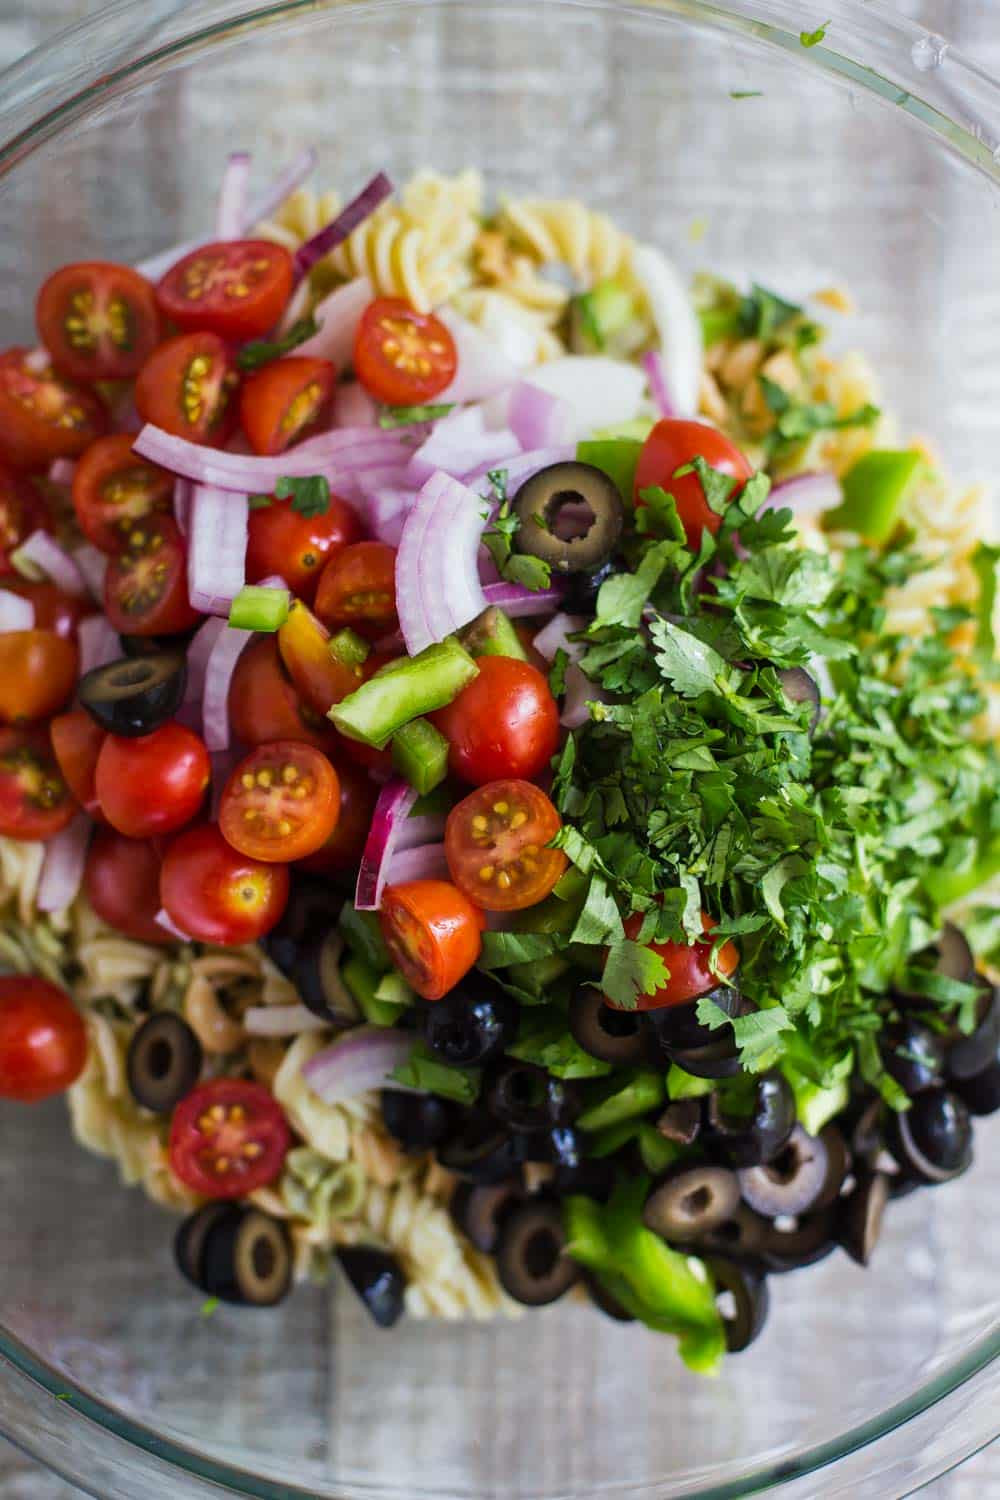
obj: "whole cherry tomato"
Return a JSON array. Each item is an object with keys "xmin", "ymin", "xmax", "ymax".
[
  {"xmin": 245, "ymin": 491, "xmax": 361, "ymax": 602},
  {"xmin": 445, "ymin": 779, "xmax": 567, "ymax": 912},
  {"xmin": 159, "ymin": 823, "xmax": 289, "ymax": 945},
  {"xmin": 72, "ymin": 433, "xmax": 174, "ymax": 554},
  {"xmin": 0, "ymin": 976, "xmax": 88, "ymax": 1102},
  {"xmin": 134, "ymin": 332, "xmax": 238, "ymax": 447},
  {"xmin": 604, "ymin": 911, "xmax": 740, "ymax": 1012},
  {"xmin": 36, "ymin": 262, "xmax": 161, "ymax": 382},
  {"xmin": 0, "ymin": 630, "xmax": 78, "ymax": 724},
  {"xmin": 156, "ymin": 241, "xmax": 294, "ymax": 342},
  {"xmin": 168, "ymin": 1077, "xmax": 290, "ymax": 1197},
  {"xmin": 219, "ymin": 741, "xmax": 341, "ymax": 863},
  {"xmin": 432, "ymin": 656, "xmax": 559, "ymax": 786},
  {"xmin": 84, "ymin": 828, "xmax": 171, "ymax": 946},
  {"xmin": 239, "ymin": 356, "xmax": 336, "ymax": 456},
  {"xmin": 634, "ymin": 419, "xmax": 753, "ymax": 549},
  {"xmin": 95, "ymin": 722, "xmax": 210, "ymax": 838},
  {"xmin": 353, "ymin": 298, "xmax": 457, "ymax": 406},
  {"xmin": 379, "ymin": 879, "xmax": 485, "ymax": 1001},
  {"xmin": 0, "ymin": 348, "xmax": 107, "ymax": 470}
]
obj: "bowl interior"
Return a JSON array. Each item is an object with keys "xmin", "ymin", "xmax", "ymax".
[{"xmin": 2, "ymin": 3, "xmax": 1000, "ymax": 1497}]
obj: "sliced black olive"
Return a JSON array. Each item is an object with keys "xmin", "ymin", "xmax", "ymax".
[
  {"xmin": 704, "ymin": 1072, "xmax": 796, "ymax": 1168},
  {"xmin": 776, "ymin": 667, "xmax": 820, "ymax": 732},
  {"xmin": 706, "ymin": 1256, "xmax": 770, "ymax": 1353},
  {"xmin": 200, "ymin": 1207, "xmax": 293, "ymax": 1307},
  {"xmin": 584, "ymin": 1272, "xmax": 635, "ymax": 1323},
  {"xmin": 946, "ymin": 979, "xmax": 999, "ymax": 1081},
  {"xmin": 450, "ymin": 1180, "xmax": 524, "ymax": 1253},
  {"xmin": 887, "ymin": 1087, "xmax": 972, "ymax": 1184},
  {"xmin": 380, "ymin": 1089, "xmax": 454, "ymax": 1151},
  {"xmin": 738, "ymin": 1124, "xmax": 830, "ymax": 1218},
  {"xmin": 79, "ymin": 652, "xmax": 186, "ymax": 737},
  {"xmin": 691, "ymin": 1203, "xmax": 769, "ymax": 1259},
  {"xmin": 655, "ymin": 1098, "xmax": 702, "ymax": 1148},
  {"xmin": 423, "ymin": 976, "xmax": 519, "ymax": 1067},
  {"xmin": 485, "ymin": 1059, "xmax": 581, "ymax": 1132},
  {"xmin": 174, "ymin": 1203, "xmax": 240, "ymax": 1290},
  {"xmin": 512, "ymin": 461, "xmax": 624, "ymax": 575},
  {"xmin": 263, "ymin": 877, "xmax": 342, "ymax": 979},
  {"xmin": 838, "ymin": 1169, "xmax": 890, "ymax": 1267},
  {"xmin": 812, "ymin": 1123, "xmax": 852, "ymax": 1210},
  {"xmin": 882, "ymin": 1018, "xmax": 945, "ymax": 1097},
  {"xmin": 759, "ymin": 1208, "xmax": 837, "ymax": 1273},
  {"xmin": 643, "ymin": 1163, "xmax": 740, "ymax": 1245},
  {"xmin": 894, "ymin": 922, "xmax": 975, "ymax": 1004},
  {"xmin": 437, "ymin": 1113, "xmax": 527, "ymax": 1184},
  {"xmin": 495, "ymin": 1200, "xmax": 579, "ymax": 1306},
  {"xmin": 644, "ymin": 983, "xmax": 743, "ymax": 1059},
  {"xmin": 561, "ymin": 557, "xmax": 618, "ymax": 616},
  {"xmin": 955, "ymin": 1058, "xmax": 1000, "ymax": 1117},
  {"xmin": 568, "ymin": 985, "xmax": 649, "ymax": 1065},
  {"xmin": 666, "ymin": 1031, "xmax": 742, "ymax": 1079},
  {"xmin": 846, "ymin": 1094, "xmax": 883, "ymax": 1163},
  {"xmin": 127, "ymin": 1011, "xmax": 202, "ymax": 1113},
  {"xmin": 553, "ymin": 1157, "xmax": 617, "ymax": 1203},
  {"xmin": 119, "ymin": 631, "xmax": 195, "ymax": 658},
  {"xmin": 523, "ymin": 1125, "xmax": 582, "ymax": 1168},
  {"xmin": 336, "ymin": 1247, "xmax": 406, "ymax": 1327}
]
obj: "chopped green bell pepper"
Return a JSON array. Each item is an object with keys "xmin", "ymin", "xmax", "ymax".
[
  {"xmin": 329, "ymin": 637, "xmax": 478, "ymax": 749},
  {"xmin": 459, "ymin": 606, "xmax": 528, "ymax": 662},
  {"xmin": 391, "ymin": 716, "xmax": 450, "ymax": 795},
  {"xmin": 823, "ymin": 449, "xmax": 923, "ymax": 543},
  {"xmin": 577, "ymin": 1070, "xmax": 666, "ymax": 1131}
]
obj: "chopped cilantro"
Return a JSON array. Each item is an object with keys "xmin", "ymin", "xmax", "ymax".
[
  {"xmin": 759, "ymin": 374, "xmax": 879, "ymax": 461},
  {"xmin": 482, "ymin": 488, "xmax": 553, "ymax": 593},
  {"xmin": 729, "ymin": 89, "xmax": 763, "ymax": 99},
  {"xmin": 378, "ymin": 402, "xmax": 455, "ymax": 428},
  {"xmin": 800, "ymin": 20, "xmax": 830, "ymax": 47},
  {"xmin": 236, "ymin": 315, "xmax": 320, "ymax": 371},
  {"xmin": 549, "ymin": 647, "xmax": 569, "ymax": 698},
  {"xmin": 601, "ymin": 939, "xmax": 669, "ymax": 1011},
  {"xmin": 200, "ymin": 1297, "xmax": 220, "ymax": 1319},
  {"xmin": 273, "ymin": 474, "xmax": 331, "ymax": 518}
]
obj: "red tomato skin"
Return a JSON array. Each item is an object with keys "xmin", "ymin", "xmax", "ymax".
[
  {"xmin": 50, "ymin": 710, "xmax": 105, "ymax": 818},
  {"xmin": 0, "ymin": 630, "xmax": 78, "ymax": 725},
  {"xmin": 95, "ymin": 723, "xmax": 210, "ymax": 838},
  {"xmin": 297, "ymin": 757, "xmax": 378, "ymax": 877},
  {"xmin": 0, "ymin": 976, "xmax": 88, "ymax": 1102},
  {"xmin": 168, "ymin": 1077, "xmax": 291, "ymax": 1197},
  {"xmin": 314, "ymin": 541, "xmax": 398, "ymax": 640},
  {"xmin": 0, "ymin": 728, "xmax": 75, "ymax": 841},
  {"xmin": 36, "ymin": 262, "xmax": 161, "ymax": 382},
  {"xmin": 0, "ymin": 348, "xmax": 108, "ymax": 470},
  {"xmin": 239, "ymin": 356, "xmax": 336, "ymax": 456},
  {"xmin": 84, "ymin": 828, "xmax": 171, "ymax": 946},
  {"xmin": 432, "ymin": 656, "xmax": 560, "ymax": 786},
  {"xmin": 134, "ymin": 332, "xmax": 239, "ymax": 447},
  {"xmin": 353, "ymin": 298, "xmax": 457, "ymax": 406},
  {"xmin": 246, "ymin": 493, "xmax": 362, "ymax": 602},
  {"xmin": 379, "ymin": 880, "xmax": 485, "ymax": 1001},
  {"xmin": 71, "ymin": 433, "xmax": 173, "ymax": 554},
  {"xmin": 607, "ymin": 911, "xmax": 740, "ymax": 1012},
  {"xmin": 218, "ymin": 741, "xmax": 341, "ymax": 863},
  {"xmin": 103, "ymin": 515, "xmax": 201, "ymax": 637},
  {"xmin": 0, "ymin": 467, "xmax": 52, "ymax": 571},
  {"xmin": 228, "ymin": 635, "xmax": 343, "ymax": 755},
  {"xmin": 156, "ymin": 241, "xmax": 295, "ymax": 342},
  {"xmin": 160, "ymin": 823, "xmax": 290, "ymax": 946},
  {"xmin": 4, "ymin": 580, "xmax": 93, "ymax": 639},
  {"xmin": 634, "ymin": 419, "xmax": 754, "ymax": 549}
]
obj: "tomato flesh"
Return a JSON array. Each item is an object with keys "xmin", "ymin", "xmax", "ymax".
[
  {"xmin": 634, "ymin": 419, "xmax": 754, "ymax": 549},
  {"xmin": 432, "ymin": 655, "xmax": 559, "ymax": 787},
  {"xmin": 314, "ymin": 541, "xmax": 398, "ymax": 641},
  {"xmin": 50, "ymin": 710, "xmax": 105, "ymax": 819},
  {"xmin": 103, "ymin": 514, "xmax": 200, "ymax": 636},
  {"xmin": 246, "ymin": 491, "xmax": 362, "ymax": 602},
  {"xmin": 277, "ymin": 599, "xmax": 365, "ymax": 716},
  {"xmin": 0, "ymin": 630, "xmax": 78, "ymax": 724},
  {"xmin": 168, "ymin": 1077, "xmax": 291, "ymax": 1197},
  {"xmin": 445, "ymin": 779, "xmax": 567, "ymax": 912},
  {"xmin": 239, "ymin": 356, "xmax": 336, "ymax": 456},
  {"xmin": 95, "ymin": 723, "xmax": 210, "ymax": 838},
  {"xmin": 134, "ymin": 332, "xmax": 238, "ymax": 446},
  {"xmin": 0, "ymin": 467, "xmax": 51, "ymax": 571},
  {"xmin": 84, "ymin": 828, "xmax": 171, "ymax": 946},
  {"xmin": 0, "ymin": 976, "xmax": 87, "ymax": 1102},
  {"xmin": 354, "ymin": 298, "xmax": 457, "ymax": 406},
  {"xmin": 0, "ymin": 728, "xmax": 75, "ymax": 840},
  {"xmin": 36, "ymin": 262, "xmax": 160, "ymax": 382},
  {"xmin": 219, "ymin": 741, "xmax": 340, "ymax": 862},
  {"xmin": 159, "ymin": 823, "xmax": 289, "ymax": 946},
  {"xmin": 156, "ymin": 241, "xmax": 295, "ymax": 342},
  {"xmin": 72, "ymin": 433, "xmax": 174, "ymax": 554},
  {"xmin": 228, "ymin": 634, "xmax": 343, "ymax": 754},
  {"xmin": 379, "ymin": 879, "xmax": 485, "ymax": 1001},
  {"xmin": 0, "ymin": 348, "xmax": 107, "ymax": 470},
  {"xmin": 297, "ymin": 757, "xmax": 378, "ymax": 877},
  {"xmin": 606, "ymin": 911, "xmax": 741, "ymax": 1012}
]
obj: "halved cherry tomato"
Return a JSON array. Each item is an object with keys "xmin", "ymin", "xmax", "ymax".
[
  {"xmin": 354, "ymin": 297, "xmax": 457, "ymax": 406},
  {"xmin": 379, "ymin": 879, "xmax": 485, "ymax": 1001},
  {"xmin": 634, "ymin": 419, "xmax": 754, "ymax": 549},
  {"xmin": 297, "ymin": 758, "xmax": 378, "ymax": 877},
  {"xmin": 0, "ymin": 348, "xmax": 107, "ymax": 470},
  {"xmin": 168, "ymin": 1077, "xmax": 290, "ymax": 1198},
  {"xmin": 228, "ymin": 635, "xmax": 342, "ymax": 754},
  {"xmin": 432, "ymin": 656, "xmax": 559, "ymax": 786},
  {"xmin": 219, "ymin": 742, "xmax": 340, "ymax": 863},
  {"xmin": 239, "ymin": 356, "xmax": 336, "ymax": 456},
  {"xmin": 246, "ymin": 491, "xmax": 361, "ymax": 602},
  {"xmin": 134, "ymin": 332, "xmax": 238, "ymax": 447},
  {"xmin": 103, "ymin": 514, "xmax": 200, "ymax": 637},
  {"xmin": 50, "ymin": 710, "xmax": 105, "ymax": 818},
  {"xmin": 156, "ymin": 241, "xmax": 295, "ymax": 342},
  {"xmin": 605, "ymin": 911, "xmax": 740, "ymax": 1012},
  {"xmin": 36, "ymin": 262, "xmax": 160, "ymax": 382},
  {"xmin": 0, "ymin": 467, "xmax": 51, "ymax": 571},
  {"xmin": 71, "ymin": 434, "xmax": 174, "ymax": 553},
  {"xmin": 314, "ymin": 541, "xmax": 398, "ymax": 641},
  {"xmin": 0, "ymin": 728, "xmax": 75, "ymax": 840},
  {"xmin": 96, "ymin": 722, "xmax": 210, "ymax": 838},
  {"xmin": 4, "ymin": 580, "xmax": 93, "ymax": 639},
  {"xmin": 160, "ymin": 823, "xmax": 289, "ymax": 946},
  {"xmin": 277, "ymin": 599, "xmax": 365, "ymax": 716},
  {"xmin": 445, "ymin": 779, "xmax": 567, "ymax": 912},
  {"xmin": 0, "ymin": 631, "xmax": 78, "ymax": 724},
  {"xmin": 0, "ymin": 976, "xmax": 87, "ymax": 1102},
  {"xmin": 84, "ymin": 828, "xmax": 171, "ymax": 946}
]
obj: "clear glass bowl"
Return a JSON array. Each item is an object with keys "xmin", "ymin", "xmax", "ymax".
[{"xmin": 2, "ymin": 2, "xmax": 1000, "ymax": 1496}]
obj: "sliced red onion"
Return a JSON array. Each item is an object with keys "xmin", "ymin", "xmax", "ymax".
[
  {"xmin": 156, "ymin": 908, "xmax": 193, "ymax": 942},
  {"xmin": 435, "ymin": 307, "xmax": 522, "ymax": 403},
  {"xmin": 173, "ymin": 478, "xmax": 193, "ymax": 536},
  {"xmin": 112, "ymin": 394, "xmax": 142, "ymax": 435},
  {"xmin": 71, "ymin": 543, "xmax": 108, "ymax": 602},
  {"xmin": 37, "ymin": 814, "xmax": 92, "ymax": 913},
  {"xmin": 245, "ymin": 146, "xmax": 318, "ymax": 228},
  {"xmin": 216, "ymin": 151, "xmax": 251, "ymax": 239},
  {"xmin": 387, "ymin": 842, "xmax": 450, "ymax": 885},
  {"xmin": 561, "ymin": 665, "xmax": 601, "ymax": 729},
  {"xmin": 183, "ymin": 616, "xmax": 226, "ymax": 707},
  {"xmin": 407, "ymin": 407, "xmax": 522, "ymax": 487},
  {"xmin": 355, "ymin": 465, "xmax": 413, "ymax": 501},
  {"xmin": 480, "ymin": 580, "xmax": 567, "ymax": 619},
  {"xmin": 333, "ymin": 382, "xmax": 378, "ymax": 429},
  {"xmin": 134, "ymin": 422, "xmax": 406, "ymax": 490},
  {"xmin": 520, "ymin": 357, "xmax": 646, "ymax": 442},
  {"xmin": 48, "ymin": 458, "xmax": 76, "ymax": 487},
  {"xmin": 631, "ymin": 244, "xmax": 702, "ymax": 418},
  {"xmin": 301, "ymin": 1026, "xmax": 415, "ymax": 1105},
  {"xmin": 768, "ymin": 472, "xmax": 843, "ymax": 517},
  {"xmin": 355, "ymin": 777, "xmax": 419, "ymax": 911},
  {"xmin": 294, "ymin": 172, "xmax": 394, "ymax": 280},
  {"xmin": 202, "ymin": 625, "xmax": 254, "ymax": 752},
  {"xmin": 11, "ymin": 531, "xmax": 87, "ymax": 596},
  {"xmin": 395, "ymin": 811, "xmax": 447, "ymax": 851},
  {"xmin": 295, "ymin": 277, "xmax": 374, "ymax": 369},
  {"xmin": 77, "ymin": 616, "xmax": 121, "ymax": 676},
  {"xmin": 243, "ymin": 1003, "xmax": 330, "ymax": 1038},
  {"xmin": 188, "ymin": 486, "xmax": 248, "ymax": 615},
  {"xmin": 0, "ymin": 592, "xmax": 34, "ymax": 632},
  {"xmin": 463, "ymin": 445, "xmax": 575, "ymax": 498},
  {"xmin": 532, "ymin": 611, "xmax": 588, "ymax": 663},
  {"xmin": 373, "ymin": 510, "xmax": 407, "ymax": 548},
  {"xmin": 396, "ymin": 471, "xmax": 488, "ymax": 655},
  {"xmin": 642, "ymin": 349, "xmax": 678, "ymax": 419},
  {"xmin": 507, "ymin": 381, "xmax": 574, "ymax": 451}
]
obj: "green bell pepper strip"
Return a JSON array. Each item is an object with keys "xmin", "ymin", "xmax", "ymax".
[
  {"xmin": 391, "ymin": 717, "xmax": 450, "ymax": 795},
  {"xmin": 823, "ymin": 449, "xmax": 923, "ymax": 542},
  {"xmin": 342, "ymin": 954, "xmax": 406, "ymax": 1028},
  {"xmin": 667, "ymin": 1064, "xmax": 717, "ymax": 1101},
  {"xmin": 228, "ymin": 584, "xmax": 291, "ymax": 632},
  {"xmin": 329, "ymin": 637, "xmax": 478, "ymax": 749},
  {"xmin": 577, "ymin": 1070, "xmax": 666, "ymax": 1131},
  {"xmin": 571, "ymin": 280, "xmax": 636, "ymax": 352},
  {"xmin": 459, "ymin": 606, "xmax": 529, "ymax": 662},
  {"xmin": 329, "ymin": 628, "xmax": 370, "ymax": 668}
]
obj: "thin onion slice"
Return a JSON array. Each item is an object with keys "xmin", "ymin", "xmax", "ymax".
[
  {"xmin": 173, "ymin": 478, "xmax": 194, "ymax": 537},
  {"xmin": 560, "ymin": 665, "xmax": 601, "ymax": 729},
  {"xmin": 0, "ymin": 592, "xmax": 34, "ymax": 632},
  {"xmin": 243, "ymin": 1003, "xmax": 331, "ymax": 1038},
  {"xmin": 407, "ymin": 407, "xmax": 521, "ymax": 487},
  {"xmin": 245, "ymin": 147, "xmax": 318, "ymax": 228},
  {"xmin": 394, "ymin": 811, "xmax": 447, "ymax": 852},
  {"xmin": 507, "ymin": 381, "xmax": 574, "ymax": 451},
  {"xmin": 463, "ymin": 445, "xmax": 575, "ymax": 498},
  {"xmin": 395, "ymin": 471, "xmax": 488, "ymax": 655},
  {"xmin": 436, "ymin": 306, "xmax": 523, "ymax": 403},
  {"xmin": 188, "ymin": 486, "xmax": 248, "ymax": 615},
  {"xmin": 202, "ymin": 625, "xmax": 254, "ymax": 752},
  {"xmin": 295, "ymin": 278, "xmax": 375, "ymax": 369},
  {"xmin": 216, "ymin": 151, "xmax": 251, "ymax": 239},
  {"xmin": 387, "ymin": 842, "xmax": 450, "ymax": 885},
  {"xmin": 294, "ymin": 172, "xmax": 394, "ymax": 280},
  {"xmin": 641, "ymin": 348, "xmax": 678, "ymax": 419},
  {"xmin": 37, "ymin": 814, "xmax": 91, "ymax": 914},
  {"xmin": 333, "ymin": 382, "xmax": 378, "ymax": 429},
  {"xmin": 768, "ymin": 472, "xmax": 843, "ymax": 517},
  {"xmin": 301, "ymin": 1026, "xmax": 415, "ymax": 1105},
  {"xmin": 481, "ymin": 580, "xmax": 567, "ymax": 620},
  {"xmin": 48, "ymin": 458, "xmax": 76, "ymax": 487},
  {"xmin": 531, "ymin": 611, "xmax": 588, "ymax": 663},
  {"xmin": 11, "ymin": 531, "xmax": 87, "ymax": 596},
  {"xmin": 134, "ymin": 422, "xmax": 406, "ymax": 490},
  {"xmin": 631, "ymin": 244, "xmax": 702, "ymax": 418},
  {"xmin": 77, "ymin": 616, "xmax": 122, "ymax": 676},
  {"xmin": 71, "ymin": 543, "xmax": 108, "ymax": 603},
  {"xmin": 520, "ymin": 357, "xmax": 646, "ymax": 442},
  {"xmin": 183, "ymin": 616, "xmax": 226, "ymax": 707},
  {"xmin": 355, "ymin": 777, "xmax": 419, "ymax": 911}
]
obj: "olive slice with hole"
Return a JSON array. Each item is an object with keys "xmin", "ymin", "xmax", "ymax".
[
  {"xmin": 887, "ymin": 1087, "xmax": 972, "ymax": 1184},
  {"xmin": 847, "ymin": 1094, "xmax": 883, "ymax": 1163},
  {"xmin": 424, "ymin": 976, "xmax": 519, "ymax": 1067},
  {"xmin": 955, "ymin": 1058, "xmax": 1000, "ymax": 1117},
  {"xmin": 584, "ymin": 1272, "xmax": 636, "ymax": 1323},
  {"xmin": 380, "ymin": 1089, "xmax": 455, "ymax": 1151},
  {"xmin": 706, "ymin": 1256, "xmax": 770, "ymax": 1353},
  {"xmin": 485, "ymin": 1060, "xmax": 581, "ymax": 1131},
  {"xmin": 175, "ymin": 1203, "xmax": 241, "ymax": 1290},
  {"xmin": 759, "ymin": 1207, "xmax": 838, "ymax": 1273},
  {"xmin": 562, "ymin": 557, "xmax": 618, "ymax": 616},
  {"xmin": 200, "ymin": 1207, "xmax": 293, "ymax": 1307},
  {"xmin": 776, "ymin": 667, "xmax": 820, "ymax": 732},
  {"xmin": 568, "ymin": 985, "xmax": 649, "ymax": 1065},
  {"xmin": 336, "ymin": 1247, "xmax": 406, "ymax": 1327},
  {"xmin": 643, "ymin": 1163, "xmax": 741, "ymax": 1244},
  {"xmin": 704, "ymin": 1072, "xmax": 796, "ymax": 1168},
  {"xmin": 126, "ymin": 1011, "xmax": 202, "ymax": 1113},
  {"xmin": 437, "ymin": 1114, "xmax": 527, "ymax": 1184},
  {"xmin": 947, "ymin": 979, "xmax": 999, "ymax": 1081},
  {"xmin": 691, "ymin": 1203, "xmax": 770, "ymax": 1259},
  {"xmin": 666, "ymin": 1031, "xmax": 742, "ymax": 1079},
  {"xmin": 79, "ymin": 652, "xmax": 187, "ymax": 737},
  {"xmin": 894, "ymin": 922, "xmax": 975, "ymax": 1004},
  {"xmin": 812, "ymin": 1123, "xmax": 852, "ymax": 1210},
  {"xmin": 838, "ymin": 1169, "xmax": 890, "ymax": 1266},
  {"xmin": 882, "ymin": 1018, "xmax": 945, "ymax": 1096},
  {"xmin": 738, "ymin": 1124, "xmax": 830, "ymax": 1218},
  {"xmin": 512, "ymin": 461, "xmax": 624, "ymax": 575},
  {"xmin": 450, "ymin": 1180, "xmax": 524, "ymax": 1253},
  {"xmin": 655, "ymin": 1098, "xmax": 702, "ymax": 1148},
  {"xmin": 645, "ymin": 983, "xmax": 743, "ymax": 1058},
  {"xmin": 495, "ymin": 1200, "xmax": 579, "ymax": 1306}
]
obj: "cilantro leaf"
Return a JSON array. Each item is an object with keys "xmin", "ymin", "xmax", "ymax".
[
  {"xmin": 759, "ymin": 376, "xmax": 879, "ymax": 459},
  {"xmin": 593, "ymin": 540, "xmax": 680, "ymax": 629},
  {"xmin": 236, "ymin": 315, "xmax": 319, "ymax": 371},
  {"xmin": 482, "ymin": 492, "xmax": 553, "ymax": 593},
  {"xmin": 378, "ymin": 402, "xmax": 455, "ymax": 428},
  {"xmin": 697, "ymin": 997, "xmax": 793, "ymax": 1070},
  {"xmin": 390, "ymin": 1042, "xmax": 480, "ymax": 1103},
  {"xmin": 273, "ymin": 474, "xmax": 330, "ymax": 518},
  {"xmin": 569, "ymin": 874, "xmax": 625, "ymax": 946},
  {"xmin": 729, "ymin": 89, "xmax": 763, "ymax": 100},
  {"xmin": 649, "ymin": 616, "xmax": 728, "ymax": 697},
  {"xmin": 602, "ymin": 939, "xmax": 669, "ymax": 1011},
  {"xmin": 478, "ymin": 931, "xmax": 563, "ymax": 970},
  {"xmin": 800, "ymin": 20, "xmax": 829, "ymax": 47},
  {"xmin": 248, "ymin": 494, "xmax": 273, "ymax": 510},
  {"xmin": 636, "ymin": 486, "xmax": 686, "ymax": 543},
  {"xmin": 673, "ymin": 456, "xmax": 737, "ymax": 516},
  {"xmin": 971, "ymin": 542, "xmax": 999, "ymax": 657},
  {"xmin": 549, "ymin": 647, "xmax": 569, "ymax": 699}
]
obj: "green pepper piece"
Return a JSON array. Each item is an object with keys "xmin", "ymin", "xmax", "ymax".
[
  {"xmin": 373, "ymin": 970, "xmax": 417, "ymax": 1008},
  {"xmin": 228, "ymin": 584, "xmax": 291, "ymax": 632},
  {"xmin": 391, "ymin": 717, "xmax": 450, "ymax": 795},
  {"xmin": 823, "ymin": 449, "xmax": 923, "ymax": 542},
  {"xmin": 667, "ymin": 1064, "xmax": 717, "ymax": 1101},
  {"xmin": 459, "ymin": 606, "xmax": 529, "ymax": 662},
  {"xmin": 637, "ymin": 1121, "xmax": 683, "ymax": 1174},
  {"xmin": 781, "ymin": 1065, "xmax": 848, "ymax": 1137},
  {"xmin": 576, "ymin": 1070, "xmax": 666, "ymax": 1131},
  {"xmin": 507, "ymin": 953, "xmax": 571, "ymax": 997},
  {"xmin": 329, "ymin": 638, "xmax": 479, "ymax": 749},
  {"xmin": 329, "ymin": 628, "xmax": 370, "ymax": 668},
  {"xmin": 924, "ymin": 831, "xmax": 1000, "ymax": 909},
  {"xmin": 570, "ymin": 280, "xmax": 636, "ymax": 352},
  {"xmin": 342, "ymin": 954, "xmax": 405, "ymax": 1028},
  {"xmin": 338, "ymin": 905, "xmax": 392, "ymax": 974},
  {"xmin": 588, "ymin": 1118, "xmax": 642, "ymax": 1158},
  {"xmin": 576, "ymin": 437, "xmax": 644, "ymax": 505}
]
